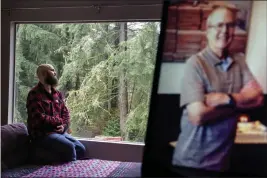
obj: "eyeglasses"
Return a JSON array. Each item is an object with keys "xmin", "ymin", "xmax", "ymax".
[{"xmin": 208, "ymin": 22, "xmax": 236, "ymax": 30}]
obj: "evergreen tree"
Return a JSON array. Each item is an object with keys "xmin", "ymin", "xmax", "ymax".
[{"xmin": 15, "ymin": 22, "xmax": 160, "ymax": 142}]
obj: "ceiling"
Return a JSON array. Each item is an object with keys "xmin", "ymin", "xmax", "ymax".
[{"xmin": 2, "ymin": 0, "xmax": 163, "ymax": 9}]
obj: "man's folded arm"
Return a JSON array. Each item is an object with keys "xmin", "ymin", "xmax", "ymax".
[
  {"xmin": 62, "ymin": 106, "xmax": 70, "ymax": 133},
  {"xmin": 186, "ymin": 80, "xmax": 264, "ymax": 126},
  {"xmin": 232, "ymin": 80, "xmax": 264, "ymax": 110},
  {"xmin": 236, "ymin": 57, "xmax": 264, "ymax": 109},
  {"xmin": 59, "ymin": 92, "xmax": 70, "ymax": 132},
  {"xmin": 186, "ymin": 102, "xmax": 236, "ymax": 125}
]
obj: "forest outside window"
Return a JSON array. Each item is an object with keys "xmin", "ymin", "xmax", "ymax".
[{"xmin": 14, "ymin": 22, "xmax": 160, "ymax": 143}]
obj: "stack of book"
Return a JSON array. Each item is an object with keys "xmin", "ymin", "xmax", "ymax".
[
  {"xmin": 161, "ymin": 2, "xmax": 248, "ymax": 62},
  {"xmin": 167, "ymin": 6, "xmax": 178, "ymax": 29},
  {"xmin": 163, "ymin": 30, "xmax": 176, "ymax": 53},
  {"xmin": 229, "ymin": 28, "xmax": 247, "ymax": 53},
  {"xmin": 177, "ymin": 5, "xmax": 201, "ymax": 30},
  {"xmin": 174, "ymin": 31, "xmax": 203, "ymax": 61},
  {"xmin": 201, "ymin": 34, "xmax": 207, "ymax": 50},
  {"xmin": 162, "ymin": 30, "xmax": 176, "ymax": 61}
]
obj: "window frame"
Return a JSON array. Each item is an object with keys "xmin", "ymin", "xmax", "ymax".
[{"xmin": 2, "ymin": 3, "xmax": 162, "ymax": 161}]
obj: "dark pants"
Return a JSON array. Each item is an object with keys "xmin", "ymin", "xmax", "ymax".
[{"xmin": 31, "ymin": 133, "xmax": 86, "ymax": 164}]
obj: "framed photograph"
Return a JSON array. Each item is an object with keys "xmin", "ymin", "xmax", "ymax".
[{"xmin": 143, "ymin": 0, "xmax": 267, "ymax": 177}]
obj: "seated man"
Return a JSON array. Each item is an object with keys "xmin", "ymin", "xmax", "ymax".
[{"xmin": 27, "ymin": 64, "xmax": 86, "ymax": 164}]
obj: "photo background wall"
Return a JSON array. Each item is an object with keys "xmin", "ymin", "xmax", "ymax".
[{"xmin": 162, "ymin": 1, "xmax": 250, "ymax": 62}]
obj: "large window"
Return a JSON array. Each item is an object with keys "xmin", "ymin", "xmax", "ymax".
[{"xmin": 14, "ymin": 22, "xmax": 160, "ymax": 143}]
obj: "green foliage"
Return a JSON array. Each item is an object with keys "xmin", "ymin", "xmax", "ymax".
[
  {"xmin": 102, "ymin": 113, "xmax": 121, "ymax": 137},
  {"xmin": 14, "ymin": 23, "xmax": 63, "ymax": 122},
  {"xmin": 15, "ymin": 22, "xmax": 160, "ymax": 142}
]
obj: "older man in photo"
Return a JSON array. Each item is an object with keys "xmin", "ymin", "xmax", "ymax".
[{"xmin": 172, "ymin": 5, "xmax": 264, "ymax": 175}]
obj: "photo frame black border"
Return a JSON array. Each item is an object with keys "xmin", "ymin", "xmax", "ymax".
[
  {"xmin": 143, "ymin": 0, "xmax": 170, "ymax": 144},
  {"xmin": 141, "ymin": 0, "xmax": 171, "ymax": 176},
  {"xmin": 141, "ymin": 0, "xmax": 267, "ymax": 177}
]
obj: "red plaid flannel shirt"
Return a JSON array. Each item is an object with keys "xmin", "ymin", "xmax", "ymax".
[{"xmin": 26, "ymin": 82, "xmax": 70, "ymax": 139}]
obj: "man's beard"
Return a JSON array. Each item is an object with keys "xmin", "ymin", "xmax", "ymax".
[{"xmin": 45, "ymin": 75, "xmax": 58, "ymax": 87}]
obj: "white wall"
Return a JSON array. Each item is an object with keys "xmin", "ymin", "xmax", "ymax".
[
  {"xmin": 158, "ymin": 1, "xmax": 266, "ymax": 94},
  {"xmin": 158, "ymin": 63, "xmax": 185, "ymax": 94},
  {"xmin": 245, "ymin": 1, "xmax": 267, "ymax": 93}
]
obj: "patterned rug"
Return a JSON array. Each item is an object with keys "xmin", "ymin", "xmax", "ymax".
[{"xmin": 2, "ymin": 159, "xmax": 141, "ymax": 177}]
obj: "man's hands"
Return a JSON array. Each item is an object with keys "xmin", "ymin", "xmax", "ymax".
[
  {"xmin": 205, "ymin": 93, "xmax": 230, "ymax": 107},
  {"xmin": 46, "ymin": 125, "xmax": 65, "ymax": 135},
  {"xmin": 239, "ymin": 80, "xmax": 263, "ymax": 102},
  {"xmin": 190, "ymin": 81, "xmax": 263, "ymax": 126},
  {"xmin": 55, "ymin": 125, "xmax": 64, "ymax": 134},
  {"xmin": 205, "ymin": 80, "xmax": 263, "ymax": 108}
]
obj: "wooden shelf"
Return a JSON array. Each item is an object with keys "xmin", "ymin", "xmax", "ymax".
[
  {"xmin": 235, "ymin": 132, "xmax": 267, "ymax": 144},
  {"xmin": 169, "ymin": 132, "xmax": 267, "ymax": 148}
]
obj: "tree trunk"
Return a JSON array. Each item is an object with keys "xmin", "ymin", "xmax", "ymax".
[
  {"xmin": 102, "ymin": 24, "xmax": 112, "ymax": 111},
  {"xmin": 118, "ymin": 22, "xmax": 128, "ymax": 139},
  {"xmin": 110, "ymin": 23, "xmax": 120, "ymax": 108}
]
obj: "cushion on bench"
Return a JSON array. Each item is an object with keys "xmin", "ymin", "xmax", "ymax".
[{"xmin": 1, "ymin": 123, "xmax": 30, "ymax": 170}]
